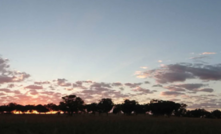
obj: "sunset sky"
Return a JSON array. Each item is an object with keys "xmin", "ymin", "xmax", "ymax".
[{"xmin": 0, "ymin": 0, "xmax": 221, "ymax": 110}]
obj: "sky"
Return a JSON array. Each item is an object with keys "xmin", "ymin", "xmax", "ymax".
[{"xmin": 0, "ymin": 0, "xmax": 221, "ymax": 110}]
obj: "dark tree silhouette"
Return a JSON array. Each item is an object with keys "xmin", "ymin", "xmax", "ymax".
[
  {"xmin": 211, "ymin": 110, "xmax": 221, "ymax": 118},
  {"xmin": 149, "ymin": 99, "xmax": 185, "ymax": 117},
  {"xmin": 61, "ymin": 95, "xmax": 84, "ymax": 116},
  {"xmin": 0, "ymin": 105, "xmax": 7, "ymax": 114},
  {"xmin": 98, "ymin": 98, "xmax": 114, "ymax": 115},
  {"xmin": 24, "ymin": 105, "xmax": 35, "ymax": 113},
  {"xmin": 6, "ymin": 103, "xmax": 17, "ymax": 114},
  {"xmin": 0, "ymin": 94, "xmax": 220, "ymax": 119},
  {"xmin": 86, "ymin": 103, "xmax": 98, "ymax": 114},
  {"xmin": 35, "ymin": 104, "xmax": 49, "ymax": 114},
  {"xmin": 46, "ymin": 103, "xmax": 59, "ymax": 111},
  {"xmin": 121, "ymin": 99, "xmax": 138, "ymax": 115},
  {"xmin": 15, "ymin": 104, "xmax": 26, "ymax": 114},
  {"xmin": 134, "ymin": 104, "xmax": 148, "ymax": 115},
  {"xmin": 186, "ymin": 109, "xmax": 210, "ymax": 118},
  {"xmin": 113, "ymin": 104, "xmax": 122, "ymax": 114},
  {"xmin": 174, "ymin": 103, "xmax": 187, "ymax": 117}
]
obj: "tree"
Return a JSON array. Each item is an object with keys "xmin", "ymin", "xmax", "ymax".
[
  {"xmin": 15, "ymin": 104, "xmax": 26, "ymax": 114},
  {"xmin": 186, "ymin": 109, "xmax": 210, "ymax": 118},
  {"xmin": 6, "ymin": 103, "xmax": 17, "ymax": 114},
  {"xmin": 61, "ymin": 95, "xmax": 84, "ymax": 116},
  {"xmin": 134, "ymin": 104, "xmax": 147, "ymax": 115},
  {"xmin": 211, "ymin": 110, "xmax": 221, "ymax": 118},
  {"xmin": 35, "ymin": 105, "xmax": 49, "ymax": 114},
  {"xmin": 149, "ymin": 99, "xmax": 184, "ymax": 116},
  {"xmin": 86, "ymin": 103, "xmax": 98, "ymax": 114},
  {"xmin": 174, "ymin": 103, "xmax": 187, "ymax": 117},
  {"xmin": 46, "ymin": 103, "xmax": 59, "ymax": 111},
  {"xmin": 98, "ymin": 98, "xmax": 114, "ymax": 115},
  {"xmin": 121, "ymin": 99, "xmax": 137, "ymax": 115},
  {"xmin": 113, "ymin": 104, "xmax": 122, "ymax": 114}
]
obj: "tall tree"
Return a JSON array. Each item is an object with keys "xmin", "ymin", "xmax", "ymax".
[
  {"xmin": 61, "ymin": 95, "xmax": 84, "ymax": 116},
  {"xmin": 98, "ymin": 98, "xmax": 114, "ymax": 115},
  {"xmin": 86, "ymin": 103, "xmax": 98, "ymax": 114},
  {"xmin": 121, "ymin": 99, "xmax": 137, "ymax": 115}
]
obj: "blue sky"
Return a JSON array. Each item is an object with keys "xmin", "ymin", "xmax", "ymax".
[{"xmin": 0, "ymin": 0, "xmax": 221, "ymax": 110}]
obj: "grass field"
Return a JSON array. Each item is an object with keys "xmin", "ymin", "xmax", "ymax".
[{"xmin": 0, "ymin": 114, "xmax": 221, "ymax": 134}]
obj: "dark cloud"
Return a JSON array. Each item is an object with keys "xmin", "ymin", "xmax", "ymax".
[
  {"xmin": 0, "ymin": 57, "xmax": 10, "ymax": 73},
  {"xmin": 29, "ymin": 89, "xmax": 38, "ymax": 95},
  {"xmin": 132, "ymin": 87, "xmax": 156, "ymax": 94},
  {"xmin": 90, "ymin": 82, "xmax": 112, "ymax": 89},
  {"xmin": 161, "ymin": 91, "xmax": 185, "ymax": 96},
  {"xmin": 174, "ymin": 83, "xmax": 206, "ymax": 90},
  {"xmin": 164, "ymin": 86, "xmax": 185, "ymax": 91},
  {"xmin": 0, "ymin": 75, "xmax": 14, "ymax": 83},
  {"xmin": 188, "ymin": 102, "xmax": 220, "ymax": 110},
  {"xmin": 73, "ymin": 81, "xmax": 87, "ymax": 89},
  {"xmin": 7, "ymin": 84, "xmax": 15, "ymax": 88},
  {"xmin": 125, "ymin": 83, "xmax": 142, "ymax": 88},
  {"xmin": 0, "ymin": 88, "xmax": 11, "ymax": 93},
  {"xmin": 137, "ymin": 63, "xmax": 221, "ymax": 83},
  {"xmin": 144, "ymin": 81, "xmax": 150, "ymax": 84},
  {"xmin": 190, "ymin": 55, "xmax": 208, "ymax": 60},
  {"xmin": 112, "ymin": 82, "xmax": 122, "ymax": 86},
  {"xmin": 0, "ymin": 93, "xmax": 5, "ymax": 96},
  {"xmin": 198, "ymin": 88, "xmax": 214, "ymax": 93},
  {"xmin": 119, "ymin": 87, "xmax": 124, "ymax": 90},
  {"xmin": 164, "ymin": 83, "xmax": 212, "ymax": 93},
  {"xmin": 55, "ymin": 78, "xmax": 71, "ymax": 87},
  {"xmin": 25, "ymin": 85, "xmax": 43, "ymax": 90},
  {"xmin": 0, "ymin": 57, "xmax": 30, "ymax": 84},
  {"xmin": 0, "ymin": 88, "xmax": 21, "ymax": 94},
  {"xmin": 34, "ymin": 81, "xmax": 50, "ymax": 85},
  {"xmin": 152, "ymin": 84, "xmax": 163, "ymax": 87}
]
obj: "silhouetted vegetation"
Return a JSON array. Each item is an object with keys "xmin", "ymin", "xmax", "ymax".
[{"xmin": 0, "ymin": 94, "xmax": 220, "ymax": 119}]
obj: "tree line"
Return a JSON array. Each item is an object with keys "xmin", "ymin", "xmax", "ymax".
[{"xmin": 0, "ymin": 94, "xmax": 221, "ymax": 118}]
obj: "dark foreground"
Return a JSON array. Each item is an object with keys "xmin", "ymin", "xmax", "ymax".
[{"xmin": 0, "ymin": 114, "xmax": 221, "ymax": 134}]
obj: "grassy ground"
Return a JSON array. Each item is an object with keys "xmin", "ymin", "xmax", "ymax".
[{"xmin": 0, "ymin": 114, "xmax": 221, "ymax": 134}]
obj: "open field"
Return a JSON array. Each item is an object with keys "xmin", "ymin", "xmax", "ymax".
[{"xmin": 0, "ymin": 114, "xmax": 221, "ymax": 134}]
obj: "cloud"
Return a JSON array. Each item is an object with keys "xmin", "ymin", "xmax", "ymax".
[
  {"xmin": 0, "ymin": 57, "xmax": 10, "ymax": 73},
  {"xmin": 73, "ymin": 81, "xmax": 87, "ymax": 89},
  {"xmin": 144, "ymin": 81, "xmax": 150, "ymax": 84},
  {"xmin": 34, "ymin": 81, "xmax": 50, "ymax": 85},
  {"xmin": 55, "ymin": 78, "xmax": 71, "ymax": 87},
  {"xmin": 25, "ymin": 85, "xmax": 43, "ymax": 90},
  {"xmin": 132, "ymin": 87, "xmax": 156, "ymax": 94},
  {"xmin": 164, "ymin": 83, "xmax": 213, "ymax": 93},
  {"xmin": 171, "ymin": 83, "xmax": 206, "ymax": 91},
  {"xmin": 0, "ymin": 88, "xmax": 11, "ymax": 93},
  {"xmin": 152, "ymin": 84, "xmax": 163, "ymax": 87},
  {"xmin": 112, "ymin": 82, "xmax": 122, "ymax": 86},
  {"xmin": 0, "ymin": 75, "xmax": 14, "ymax": 83},
  {"xmin": 202, "ymin": 52, "xmax": 216, "ymax": 55},
  {"xmin": 190, "ymin": 55, "xmax": 208, "ymax": 60},
  {"xmin": 124, "ymin": 83, "xmax": 142, "ymax": 88},
  {"xmin": 7, "ymin": 84, "xmax": 15, "ymax": 88},
  {"xmin": 188, "ymin": 102, "xmax": 220, "ymax": 110},
  {"xmin": 90, "ymin": 82, "xmax": 111, "ymax": 89},
  {"xmin": 0, "ymin": 88, "xmax": 21, "ymax": 94},
  {"xmin": 161, "ymin": 91, "xmax": 185, "ymax": 96},
  {"xmin": 136, "ymin": 63, "xmax": 221, "ymax": 83},
  {"xmin": 198, "ymin": 88, "xmax": 214, "ymax": 93},
  {"xmin": 29, "ymin": 89, "xmax": 38, "ymax": 95},
  {"xmin": 0, "ymin": 57, "xmax": 30, "ymax": 84},
  {"xmin": 164, "ymin": 86, "xmax": 185, "ymax": 91}
]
